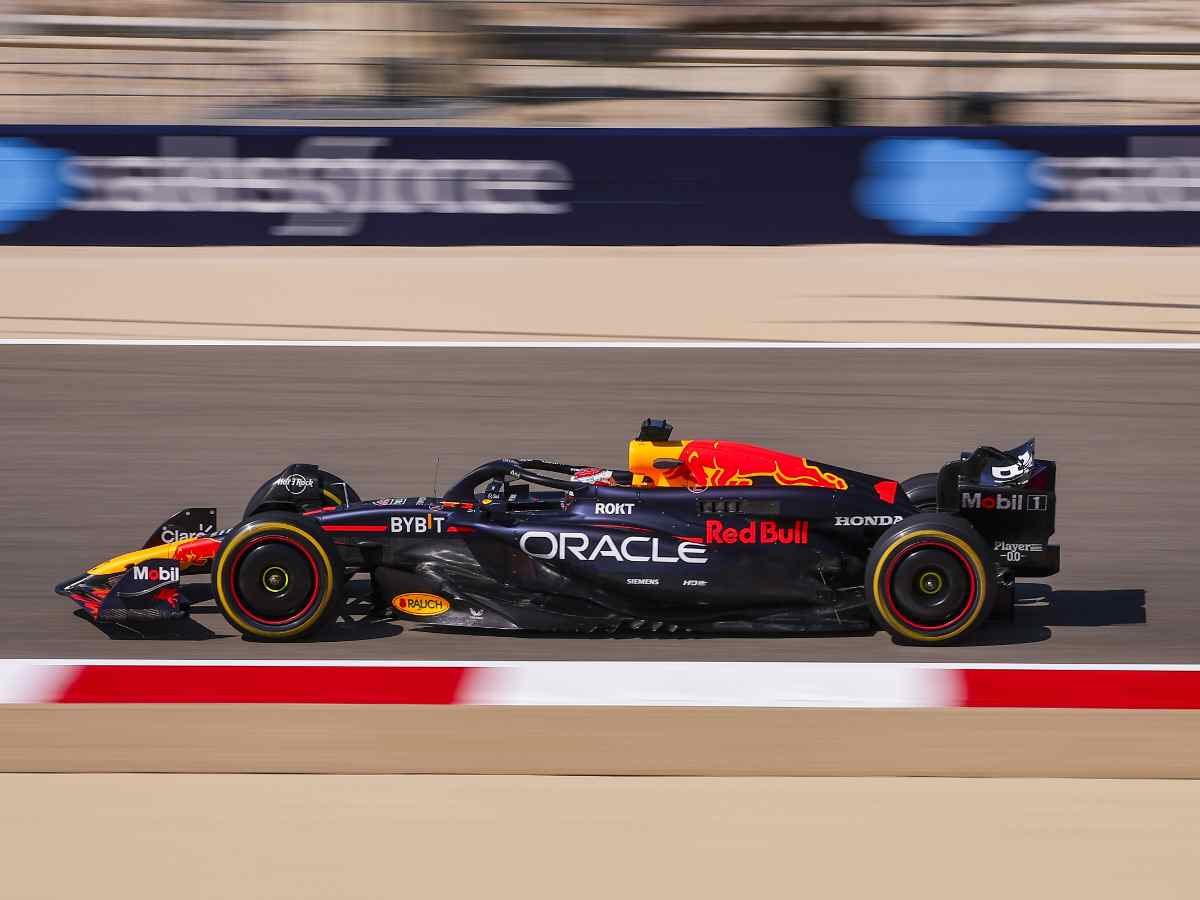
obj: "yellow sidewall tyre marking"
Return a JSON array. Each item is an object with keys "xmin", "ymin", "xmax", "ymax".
[
  {"xmin": 322, "ymin": 488, "xmax": 344, "ymax": 506},
  {"xmin": 871, "ymin": 528, "xmax": 988, "ymax": 643},
  {"xmin": 215, "ymin": 521, "xmax": 336, "ymax": 639}
]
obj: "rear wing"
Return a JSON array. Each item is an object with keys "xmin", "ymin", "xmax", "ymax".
[{"xmin": 936, "ymin": 440, "xmax": 1059, "ymax": 577}]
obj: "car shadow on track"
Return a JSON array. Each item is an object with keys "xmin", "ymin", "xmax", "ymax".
[
  {"xmin": 416, "ymin": 625, "xmax": 831, "ymax": 641},
  {"xmin": 965, "ymin": 586, "xmax": 1146, "ymax": 647},
  {"xmin": 78, "ymin": 583, "xmax": 408, "ymax": 643},
  {"xmin": 81, "ymin": 604, "xmax": 408, "ymax": 643},
  {"xmin": 74, "ymin": 608, "xmax": 233, "ymax": 642},
  {"xmin": 80, "ymin": 584, "xmax": 1147, "ymax": 646},
  {"xmin": 1018, "ymin": 585, "xmax": 1147, "ymax": 627}
]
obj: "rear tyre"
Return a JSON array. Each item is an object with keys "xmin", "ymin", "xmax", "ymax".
[
  {"xmin": 212, "ymin": 513, "xmax": 344, "ymax": 640},
  {"xmin": 865, "ymin": 513, "xmax": 993, "ymax": 644},
  {"xmin": 901, "ymin": 472, "xmax": 939, "ymax": 512}
]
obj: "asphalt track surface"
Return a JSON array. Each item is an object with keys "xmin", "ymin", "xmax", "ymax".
[{"xmin": 2, "ymin": 346, "xmax": 1194, "ymax": 662}]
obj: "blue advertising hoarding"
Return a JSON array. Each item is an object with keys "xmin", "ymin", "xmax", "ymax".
[{"xmin": 1, "ymin": 125, "xmax": 1199, "ymax": 245}]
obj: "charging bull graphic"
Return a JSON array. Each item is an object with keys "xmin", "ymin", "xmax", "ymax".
[
  {"xmin": 630, "ymin": 439, "xmax": 849, "ymax": 490},
  {"xmin": 678, "ymin": 441, "xmax": 849, "ymax": 490}
]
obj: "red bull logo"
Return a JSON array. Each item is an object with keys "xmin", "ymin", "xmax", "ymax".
[
  {"xmin": 705, "ymin": 520, "xmax": 808, "ymax": 545},
  {"xmin": 677, "ymin": 441, "xmax": 848, "ymax": 491}
]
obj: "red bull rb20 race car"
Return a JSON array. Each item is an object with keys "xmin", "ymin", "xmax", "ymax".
[{"xmin": 56, "ymin": 420, "xmax": 1059, "ymax": 645}]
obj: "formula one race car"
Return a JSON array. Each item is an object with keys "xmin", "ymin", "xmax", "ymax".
[{"xmin": 56, "ymin": 420, "xmax": 1059, "ymax": 644}]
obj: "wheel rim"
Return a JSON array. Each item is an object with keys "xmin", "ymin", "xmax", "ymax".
[
  {"xmin": 229, "ymin": 536, "xmax": 319, "ymax": 625},
  {"xmin": 917, "ymin": 568, "xmax": 944, "ymax": 596},
  {"xmin": 261, "ymin": 566, "xmax": 289, "ymax": 593},
  {"xmin": 885, "ymin": 542, "xmax": 976, "ymax": 631}
]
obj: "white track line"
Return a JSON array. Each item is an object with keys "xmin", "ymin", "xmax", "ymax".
[{"xmin": 3, "ymin": 340, "xmax": 1200, "ymax": 349}]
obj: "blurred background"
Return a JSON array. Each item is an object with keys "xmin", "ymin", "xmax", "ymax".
[
  {"xmin": 4, "ymin": 8, "xmax": 1200, "ymax": 898},
  {"xmin": 3, "ymin": 0, "xmax": 1200, "ymax": 128}
]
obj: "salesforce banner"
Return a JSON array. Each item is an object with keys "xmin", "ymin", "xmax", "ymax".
[{"xmin": 2, "ymin": 124, "xmax": 1200, "ymax": 244}]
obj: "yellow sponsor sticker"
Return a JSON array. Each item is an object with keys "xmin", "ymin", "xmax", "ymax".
[{"xmin": 391, "ymin": 593, "xmax": 451, "ymax": 617}]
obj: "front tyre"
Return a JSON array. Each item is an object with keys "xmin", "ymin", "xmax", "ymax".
[
  {"xmin": 865, "ymin": 513, "xmax": 993, "ymax": 644},
  {"xmin": 212, "ymin": 514, "xmax": 344, "ymax": 640}
]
